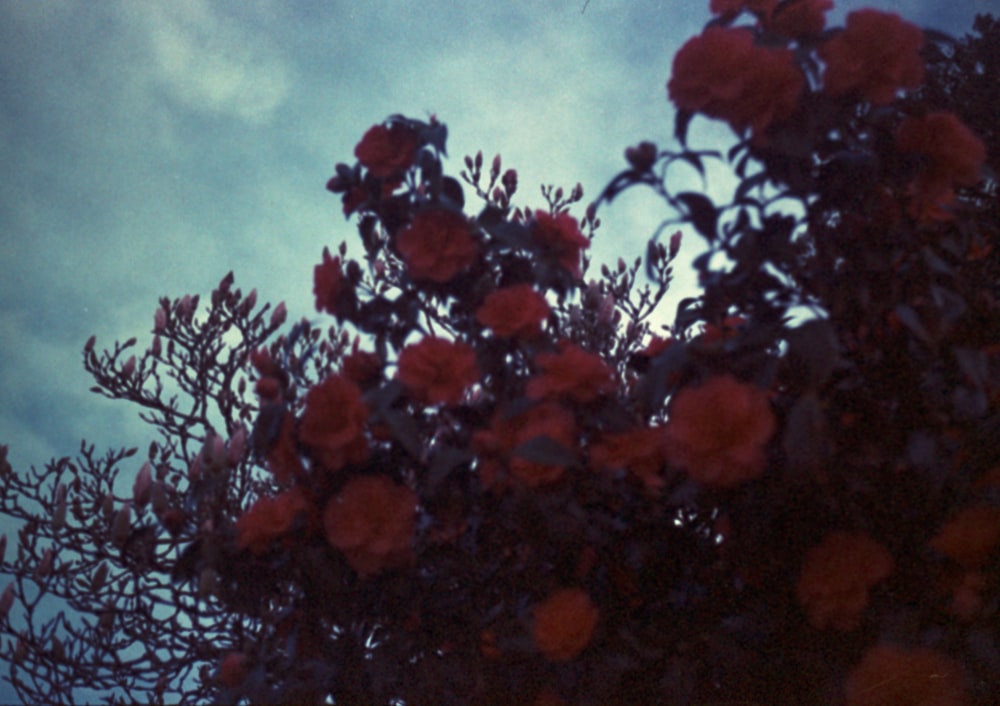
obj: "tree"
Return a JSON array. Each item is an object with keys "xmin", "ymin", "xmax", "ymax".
[{"xmin": 2, "ymin": 3, "xmax": 998, "ymax": 704}]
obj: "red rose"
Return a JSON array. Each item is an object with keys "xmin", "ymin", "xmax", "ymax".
[
  {"xmin": 476, "ymin": 285, "xmax": 551, "ymax": 339},
  {"xmin": 664, "ymin": 374, "xmax": 775, "ymax": 487},
  {"xmin": 795, "ymin": 531, "xmax": 893, "ymax": 631},
  {"xmin": 669, "ymin": 28, "xmax": 802, "ymax": 140},
  {"xmin": 895, "ymin": 111, "xmax": 986, "ymax": 221},
  {"xmin": 767, "ymin": 0, "xmax": 832, "ymax": 38},
  {"xmin": 397, "ymin": 336, "xmax": 479, "ymax": 405},
  {"xmin": 526, "ymin": 341, "xmax": 615, "ymax": 403},
  {"xmin": 354, "ymin": 123, "xmax": 418, "ymax": 178},
  {"xmin": 531, "ymin": 210, "xmax": 589, "ymax": 277},
  {"xmin": 235, "ymin": 487, "xmax": 311, "ymax": 554},
  {"xmin": 299, "ymin": 374, "xmax": 369, "ymax": 472},
  {"xmin": 589, "ymin": 425, "xmax": 668, "ymax": 490},
  {"xmin": 845, "ymin": 643, "xmax": 968, "ymax": 706},
  {"xmin": 475, "ymin": 402, "xmax": 576, "ymax": 487},
  {"xmin": 323, "ymin": 475, "xmax": 417, "ymax": 577},
  {"xmin": 396, "ymin": 210, "xmax": 478, "ymax": 282},
  {"xmin": 313, "ymin": 248, "xmax": 346, "ymax": 315},
  {"xmin": 819, "ymin": 9, "xmax": 924, "ymax": 105},
  {"xmin": 532, "ymin": 588, "xmax": 599, "ymax": 662}
]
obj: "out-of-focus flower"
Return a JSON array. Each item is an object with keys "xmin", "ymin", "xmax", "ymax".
[
  {"xmin": 527, "ymin": 341, "xmax": 615, "ymax": 403},
  {"xmin": 342, "ymin": 348, "xmax": 383, "ymax": 388},
  {"xmin": 795, "ymin": 531, "xmax": 893, "ymax": 630},
  {"xmin": 299, "ymin": 375, "xmax": 369, "ymax": 472},
  {"xmin": 475, "ymin": 402, "xmax": 576, "ymax": 487},
  {"xmin": 532, "ymin": 588, "xmax": 599, "ymax": 662},
  {"xmin": 396, "ymin": 210, "xmax": 477, "ymax": 283},
  {"xmin": 589, "ymin": 425, "xmax": 668, "ymax": 490},
  {"xmin": 323, "ymin": 475, "xmax": 417, "ymax": 577},
  {"xmin": 896, "ymin": 111, "xmax": 986, "ymax": 221},
  {"xmin": 820, "ymin": 9, "xmax": 924, "ymax": 105},
  {"xmin": 476, "ymin": 285, "xmax": 551, "ymax": 339},
  {"xmin": 664, "ymin": 374, "xmax": 775, "ymax": 487},
  {"xmin": 217, "ymin": 652, "xmax": 248, "ymax": 688},
  {"xmin": 398, "ymin": 336, "xmax": 479, "ymax": 405},
  {"xmin": 354, "ymin": 123, "xmax": 418, "ymax": 178},
  {"xmin": 844, "ymin": 643, "xmax": 968, "ymax": 706},
  {"xmin": 767, "ymin": 0, "xmax": 832, "ymax": 37},
  {"xmin": 235, "ymin": 487, "xmax": 310, "ymax": 554},
  {"xmin": 668, "ymin": 27, "xmax": 803, "ymax": 140},
  {"xmin": 314, "ymin": 248, "xmax": 347, "ymax": 315},
  {"xmin": 929, "ymin": 505, "xmax": 1000, "ymax": 569},
  {"xmin": 531, "ymin": 210, "xmax": 590, "ymax": 277},
  {"xmin": 710, "ymin": 0, "xmax": 777, "ymax": 16}
]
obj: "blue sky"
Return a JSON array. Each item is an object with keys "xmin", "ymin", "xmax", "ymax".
[{"xmin": 0, "ymin": 0, "xmax": 994, "ymax": 697}]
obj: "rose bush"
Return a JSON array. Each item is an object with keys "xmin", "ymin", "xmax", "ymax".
[{"xmin": 1, "ymin": 4, "xmax": 998, "ymax": 705}]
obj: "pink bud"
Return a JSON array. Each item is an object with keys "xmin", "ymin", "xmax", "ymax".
[
  {"xmin": 502, "ymin": 169, "xmax": 517, "ymax": 195},
  {"xmin": 35, "ymin": 548, "xmax": 54, "ymax": 578},
  {"xmin": 270, "ymin": 302, "xmax": 287, "ymax": 328},
  {"xmin": 122, "ymin": 356, "xmax": 136, "ymax": 378},
  {"xmin": 111, "ymin": 503, "xmax": 131, "ymax": 548},
  {"xmin": 245, "ymin": 289, "xmax": 257, "ymax": 310},
  {"xmin": 0, "ymin": 583, "xmax": 14, "ymax": 619},
  {"xmin": 491, "ymin": 153, "xmax": 502, "ymax": 178},
  {"xmin": 226, "ymin": 427, "xmax": 247, "ymax": 467},
  {"xmin": 154, "ymin": 307, "xmax": 167, "ymax": 332},
  {"xmin": 84, "ymin": 335, "xmax": 97, "ymax": 352},
  {"xmin": 179, "ymin": 295, "xmax": 193, "ymax": 317},
  {"xmin": 133, "ymin": 462, "xmax": 153, "ymax": 508},
  {"xmin": 102, "ymin": 494, "xmax": 115, "ymax": 520},
  {"xmin": 669, "ymin": 230, "xmax": 682, "ymax": 259},
  {"xmin": 151, "ymin": 335, "xmax": 162, "ymax": 357}
]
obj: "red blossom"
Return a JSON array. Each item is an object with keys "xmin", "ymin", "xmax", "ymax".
[
  {"xmin": 526, "ymin": 341, "xmax": 615, "ymax": 403},
  {"xmin": 235, "ymin": 487, "xmax": 311, "ymax": 554},
  {"xmin": 299, "ymin": 375, "xmax": 369, "ymax": 472},
  {"xmin": 710, "ymin": 0, "xmax": 777, "ymax": 15},
  {"xmin": 795, "ymin": 531, "xmax": 893, "ymax": 631},
  {"xmin": 475, "ymin": 402, "xmax": 577, "ymax": 487},
  {"xmin": 341, "ymin": 349, "xmax": 383, "ymax": 388},
  {"xmin": 531, "ymin": 210, "xmax": 589, "ymax": 277},
  {"xmin": 663, "ymin": 374, "xmax": 775, "ymax": 487},
  {"xmin": 819, "ymin": 9, "xmax": 925, "ymax": 105},
  {"xmin": 895, "ymin": 111, "xmax": 986, "ymax": 221},
  {"xmin": 323, "ymin": 475, "xmax": 417, "ymax": 577},
  {"xmin": 845, "ymin": 643, "xmax": 969, "ymax": 706},
  {"xmin": 354, "ymin": 123, "xmax": 418, "ymax": 178},
  {"xmin": 767, "ymin": 0, "xmax": 832, "ymax": 37},
  {"xmin": 668, "ymin": 27, "xmax": 803, "ymax": 139},
  {"xmin": 589, "ymin": 425, "xmax": 668, "ymax": 490},
  {"xmin": 396, "ymin": 210, "xmax": 478, "ymax": 282},
  {"xmin": 397, "ymin": 336, "xmax": 479, "ymax": 405},
  {"xmin": 476, "ymin": 285, "xmax": 551, "ymax": 338},
  {"xmin": 532, "ymin": 588, "xmax": 599, "ymax": 662},
  {"xmin": 313, "ymin": 248, "xmax": 347, "ymax": 315}
]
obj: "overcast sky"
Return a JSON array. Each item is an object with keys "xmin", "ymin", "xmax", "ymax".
[{"xmin": 0, "ymin": 0, "xmax": 995, "ymax": 701}]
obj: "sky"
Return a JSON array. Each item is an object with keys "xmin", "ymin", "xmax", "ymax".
[{"xmin": 0, "ymin": 0, "xmax": 995, "ymax": 699}]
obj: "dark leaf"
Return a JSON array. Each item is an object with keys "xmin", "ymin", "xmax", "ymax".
[{"xmin": 675, "ymin": 192, "xmax": 718, "ymax": 242}]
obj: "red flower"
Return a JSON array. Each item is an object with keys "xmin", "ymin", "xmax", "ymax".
[
  {"xmin": 664, "ymin": 374, "xmax": 775, "ymax": 487},
  {"xmin": 845, "ymin": 643, "xmax": 968, "ymax": 706},
  {"xmin": 668, "ymin": 27, "xmax": 803, "ymax": 139},
  {"xmin": 589, "ymin": 425, "xmax": 668, "ymax": 490},
  {"xmin": 531, "ymin": 210, "xmax": 589, "ymax": 277},
  {"xmin": 795, "ymin": 531, "xmax": 893, "ymax": 631},
  {"xmin": 929, "ymin": 505, "xmax": 1000, "ymax": 569},
  {"xmin": 314, "ymin": 248, "xmax": 346, "ymax": 315},
  {"xmin": 896, "ymin": 111, "xmax": 986, "ymax": 221},
  {"xmin": 475, "ymin": 402, "xmax": 576, "ymax": 487},
  {"xmin": 710, "ymin": 0, "xmax": 776, "ymax": 15},
  {"xmin": 396, "ymin": 210, "xmax": 478, "ymax": 282},
  {"xmin": 476, "ymin": 285, "xmax": 551, "ymax": 338},
  {"xmin": 819, "ymin": 9, "xmax": 924, "ymax": 105},
  {"xmin": 342, "ymin": 349, "xmax": 383, "ymax": 388},
  {"xmin": 526, "ymin": 341, "xmax": 615, "ymax": 403},
  {"xmin": 235, "ymin": 487, "xmax": 311, "ymax": 554},
  {"xmin": 354, "ymin": 123, "xmax": 418, "ymax": 178},
  {"xmin": 397, "ymin": 336, "xmax": 479, "ymax": 405},
  {"xmin": 299, "ymin": 375, "xmax": 369, "ymax": 472},
  {"xmin": 532, "ymin": 588, "xmax": 599, "ymax": 662},
  {"xmin": 323, "ymin": 475, "xmax": 417, "ymax": 577},
  {"xmin": 767, "ymin": 0, "xmax": 832, "ymax": 38}
]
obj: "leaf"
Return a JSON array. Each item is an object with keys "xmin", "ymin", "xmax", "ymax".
[
  {"xmin": 782, "ymin": 394, "xmax": 830, "ymax": 473},
  {"xmin": 427, "ymin": 446, "xmax": 473, "ymax": 491},
  {"xmin": 381, "ymin": 409, "xmax": 423, "ymax": 459},
  {"xmin": 675, "ymin": 192, "xmax": 718, "ymax": 242}
]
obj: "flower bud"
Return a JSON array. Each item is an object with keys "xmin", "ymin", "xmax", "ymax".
[
  {"xmin": 0, "ymin": 583, "xmax": 15, "ymax": 619},
  {"xmin": 101, "ymin": 493, "xmax": 115, "ymax": 521},
  {"xmin": 151, "ymin": 335, "xmax": 162, "ymax": 357},
  {"xmin": 245, "ymin": 288, "xmax": 257, "ymax": 310},
  {"xmin": 91, "ymin": 561, "xmax": 109, "ymax": 593},
  {"xmin": 111, "ymin": 503, "xmax": 131, "ymax": 548},
  {"xmin": 669, "ymin": 230, "xmax": 682, "ymax": 259},
  {"xmin": 84, "ymin": 335, "xmax": 97, "ymax": 353},
  {"xmin": 501, "ymin": 169, "xmax": 517, "ymax": 195},
  {"xmin": 154, "ymin": 307, "xmax": 167, "ymax": 332},
  {"xmin": 151, "ymin": 482, "xmax": 169, "ymax": 515},
  {"xmin": 51, "ymin": 636, "xmax": 64, "ymax": 661},
  {"xmin": 13, "ymin": 635, "xmax": 27, "ymax": 664},
  {"xmin": 491, "ymin": 154, "xmax": 502, "ymax": 179},
  {"xmin": 270, "ymin": 302, "xmax": 287, "ymax": 328},
  {"xmin": 625, "ymin": 141, "xmax": 658, "ymax": 171},
  {"xmin": 52, "ymin": 485, "xmax": 67, "ymax": 532},
  {"xmin": 226, "ymin": 427, "xmax": 247, "ymax": 467},
  {"xmin": 121, "ymin": 356, "xmax": 136, "ymax": 378},
  {"xmin": 599, "ymin": 294, "xmax": 617, "ymax": 325},
  {"xmin": 179, "ymin": 295, "xmax": 193, "ymax": 318},
  {"xmin": 133, "ymin": 462, "xmax": 153, "ymax": 508},
  {"xmin": 198, "ymin": 567, "xmax": 219, "ymax": 598},
  {"xmin": 35, "ymin": 548, "xmax": 54, "ymax": 578}
]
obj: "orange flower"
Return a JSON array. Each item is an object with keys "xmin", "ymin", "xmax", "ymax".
[
  {"xmin": 663, "ymin": 375, "xmax": 775, "ymax": 487},
  {"xmin": 397, "ymin": 336, "xmax": 479, "ymax": 405},
  {"xmin": 845, "ymin": 643, "xmax": 968, "ymax": 706},
  {"xmin": 235, "ymin": 487, "xmax": 311, "ymax": 554},
  {"xmin": 795, "ymin": 531, "xmax": 893, "ymax": 631},
  {"xmin": 396, "ymin": 210, "xmax": 477, "ymax": 283},
  {"xmin": 474, "ymin": 402, "xmax": 577, "ymax": 487},
  {"xmin": 299, "ymin": 374, "xmax": 369, "ymax": 472},
  {"xmin": 532, "ymin": 588, "xmax": 599, "ymax": 662},
  {"xmin": 476, "ymin": 284, "xmax": 551, "ymax": 339},
  {"xmin": 323, "ymin": 475, "xmax": 417, "ymax": 577},
  {"xmin": 589, "ymin": 425, "xmax": 668, "ymax": 490},
  {"xmin": 929, "ymin": 505, "xmax": 1000, "ymax": 569},
  {"xmin": 527, "ymin": 341, "xmax": 615, "ymax": 403},
  {"xmin": 819, "ymin": 9, "xmax": 924, "ymax": 105}
]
